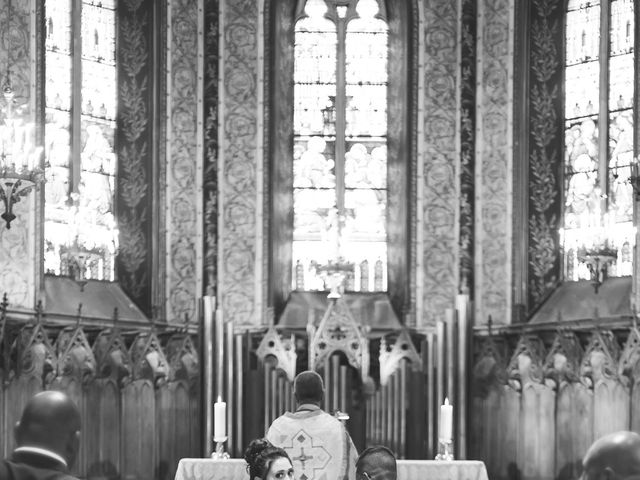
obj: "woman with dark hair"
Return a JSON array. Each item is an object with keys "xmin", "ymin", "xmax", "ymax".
[{"xmin": 244, "ymin": 438, "xmax": 294, "ymax": 480}]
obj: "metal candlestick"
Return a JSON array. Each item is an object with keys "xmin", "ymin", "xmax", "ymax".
[
  {"xmin": 435, "ymin": 439, "xmax": 454, "ymax": 461},
  {"xmin": 211, "ymin": 436, "xmax": 230, "ymax": 459}
]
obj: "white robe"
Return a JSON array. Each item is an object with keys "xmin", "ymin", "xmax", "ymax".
[{"xmin": 266, "ymin": 405, "xmax": 358, "ymax": 480}]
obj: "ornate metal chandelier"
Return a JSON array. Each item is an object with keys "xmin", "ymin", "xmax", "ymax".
[{"xmin": 0, "ymin": 0, "xmax": 44, "ymax": 229}]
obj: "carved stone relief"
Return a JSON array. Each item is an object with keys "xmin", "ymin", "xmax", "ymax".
[
  {"xmin": 474, "ymin": 0, "xmax": 513, "ymax": 324},
  {"xmin": 220, "ymin": 0, "xmax": 260, "ymax": 326},
  {"xmin": 167, "ymin": 0, "xmax": 200, "ymax": 324}
]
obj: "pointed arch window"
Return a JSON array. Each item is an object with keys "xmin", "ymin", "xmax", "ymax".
[
  {"xmin": 292, "ymin": 0, "xmax": 389, "ymax": 291},
  {"xmin": 269, "ymin": 0, "xmax": 414, "ymax": 317},
  {"xmin": 562, "ymin": 0, "xmax": 635, "ymax": 281},
  {"xmin": 44, "ymin": 0, "xmax": 118, "ymax": 281}
]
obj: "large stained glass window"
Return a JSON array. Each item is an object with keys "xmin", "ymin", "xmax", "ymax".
[
  {"xmin": 292, "ymin": 0, "xmax": 388, "ymax": 292},
  {"xmin": 562, "ymin": 0, "xmax": 635, "ymax": 280},
  {"xmin": 44, "ymin": 0, "xmax": 117, "ymax": 281}
]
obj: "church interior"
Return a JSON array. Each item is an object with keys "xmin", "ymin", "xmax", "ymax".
[{"xmin": 0, "ymin": 0, "xmax": 638, "ymax": 479}]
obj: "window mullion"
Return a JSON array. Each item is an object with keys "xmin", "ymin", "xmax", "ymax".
[
  {"xmin": 335, "ymin": 17, "xmax": 347, "ymax": 217},
  {"xmin": 70, "ymin": 0, "xmax": 82, "ymax": 195},
  {"xmin": 599, "ymin": 0, "xmax": 610, "ymax": 209}
]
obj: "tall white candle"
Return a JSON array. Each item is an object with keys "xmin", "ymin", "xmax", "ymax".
[
  {"xmin": 214, "ymin": 396, "xmax": 226, "ymax": 440},
  {"xmin": 439, "ymin": 397, "xmax": 453, "ymax": 442}
]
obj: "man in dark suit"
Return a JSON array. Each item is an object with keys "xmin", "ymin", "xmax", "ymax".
[
  {"xmin": 0, "ymin": 390, "xmax": 81, "ymax": 480},
  {"xmin": 356, "ymin": 446, "xmax": 397, "ymax": 480},
  {"xmin": 581, "ymin": 431, "xmax": 640, "ymax": 480}
]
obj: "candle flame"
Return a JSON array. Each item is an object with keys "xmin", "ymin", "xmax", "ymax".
[
  {"xmin": 444, "ymin": 397, "xmax": 450, "ymax": 406},
  {"xmin": 217, "ymin": 396, "xmax": 222, "ymax": 403}
]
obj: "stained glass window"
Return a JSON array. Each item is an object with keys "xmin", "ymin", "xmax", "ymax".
[
  {"xmin": 562, "ymin": 0, "xmax": 635, "ymax": 280},
  {"xmin": 44, "ymin": 0, "xmax": 118, "ymax": 281},
  {"xmin": 292, "ymin": 0, "xmax": 388, "ymax": 292}
]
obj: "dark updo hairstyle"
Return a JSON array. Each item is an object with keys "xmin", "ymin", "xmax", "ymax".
[{"xmin": 244, "ymin": 438, "xmax": 292, "ymax": 480}]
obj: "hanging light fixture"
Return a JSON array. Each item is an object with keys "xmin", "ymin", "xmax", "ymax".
[
  {"xmin": 60, "ymin": 192, "xmax": 118, "ymax": 291},
  {"xmin": 0, "ymin": 0, "xmax": 44, "ymax": 229}
]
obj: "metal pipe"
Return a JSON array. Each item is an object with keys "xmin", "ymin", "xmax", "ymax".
[
  {"xmin": 436, "ymin": 321, "xmax": 445, "ymax": 409},
  {"xmin": 270, "ymin": 366, "xmax": 277, "ymax": 423},
  {"xmin": 456, "ymin": 294, "xmax": 470, "ymax": 459},
  {"xmin": 235, "ymin": 334, "xmax": 243, "ymax": 455},
  {"xmin": 226, "ymin": 320, "xmax": 234, "ymax": 454},
  {"xmin": 445, "ymin": 308, "xmax": 456, "ymax": 454},
  {"xmin": 215, "ymin": 308, "xmax": 224, "ymax": 398},
  {"xmin": 264, "ymin": 362, "xmax": 271, "ymax": 433},
  {"xmin": 388, "ymin": 374, "xmax": 394, "ymax": 452},
  {"xmin": 377, "ymin": 388, "xmax": 383, "ymax": 444},
  {"xmin": 426, "ymin": 333, "xmax": 435, "ymax": 457},
  {"xmin": 278, "ymin": 375, "xmax": 285, "ymax": 416},
  {"xmin": 393, "ymin": 370, "xmax": 400, "ymax": 454},
  {"xmin": 382, "ymin": 383, "xmax": 389, "ymax": 444},
  {"xmin": 366, "ymin": 394, "xmax": 371, "ymax": 445},
  {"xmin": 202, "ymin": 296, "xmax": 215, "ymax": 456},
  {"xmin": 284, "ymin": 379, "xmax": 291, "ymax": 412},
  {"xmin": 331, "ymin": 354, "xmax": 340, "ymax": 411},
  {"xmin": 399, "ymin": 359, "xmax": 407, "ymax": 459},
  {"xmin": 324, "ymin": 358, "xmax": 331, "ymax": 412},
  {"xmin": 339, "ymin": 365, "xmax": 346, "ymax": 412}
]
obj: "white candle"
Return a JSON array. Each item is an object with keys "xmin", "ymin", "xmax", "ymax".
[
  {"xmin": 214, "ymin": 396, "xmax": 226, "ymax": 440},
  {"xmin": 439, "ymin": 397, "xmax": 453, "ymax": 442}
]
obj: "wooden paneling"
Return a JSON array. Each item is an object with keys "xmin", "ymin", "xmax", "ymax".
[
  {"xmin": 471, "ymin": 328, "xmax": 638, "ymax": 480},
  {"xmin": 0, "ymin": 323, "xmax": 200, "ymax": 480}
]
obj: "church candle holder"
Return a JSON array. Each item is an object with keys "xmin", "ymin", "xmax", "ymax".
[
  {"xmin": 434, "ymin": 439, "xmax": 454, "ymax": 461},
  {"xmin": 211, "ymin": 436, "xmax": 230, "ymax": 460}
]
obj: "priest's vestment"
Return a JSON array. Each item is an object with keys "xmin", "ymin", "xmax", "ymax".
[{"xmin": 266, "ymin": 404, "xmax": 358, "ymax": 480}]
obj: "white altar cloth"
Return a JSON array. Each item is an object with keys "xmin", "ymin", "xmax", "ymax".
[{"xmin": 174, "ymin": 458, "xmax": 489, "ymax": 480}]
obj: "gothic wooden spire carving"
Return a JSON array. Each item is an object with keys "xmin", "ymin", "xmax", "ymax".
[
  {"xmin": 130, "ymin": 331, "xmax": 169, "ymax": 386},
  {"xmin": 618, "ymin": 326, "xmax": 640, "ymax": 388},
  {"xmin": 543, "ymin": 331, "xmax": 583, "ymax": 390},
  {"xmin": 379, "ymin": 328, "xmax": 422, "ymax": 386},
  {"xmin": 580, "ymin": 330, "xmax": 621, "ymax": 389},
  {"xmin": 308, "ymin": 297, "xmax": 370, "ymax": 382},
  {"xmin": 472, "ymin": 333, "xmax": 508, "ymax": 397},
  {"xmin": 507, "ymin": 335, "xmax": 546, "ymax": 391},
  {"xmin": 93, "ymin": 328, "xmax": 132, "ymax": 385},
  {"xmin": 54, "ymin": 324, "xmax": 96, "ymax": 384},
  {"xmin": 165, "ymin": 333, "xmax": 199, "ymax": 385},
  {"xmin": 15, "ymin": 322, "xmax": 56, "ymax": 387},
  {"xmin": 256, "ymin": 326, "xmax": 297, "ymax": 382}
]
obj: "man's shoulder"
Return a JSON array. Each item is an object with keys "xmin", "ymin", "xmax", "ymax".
[{"xmin": 1, "ymin": 458, "xmax": 79, "ymax": 480}]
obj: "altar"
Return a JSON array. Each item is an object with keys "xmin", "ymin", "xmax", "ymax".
[{"xmin": 174, "ymin": 458, "xmax": 490, "ymax": 480}]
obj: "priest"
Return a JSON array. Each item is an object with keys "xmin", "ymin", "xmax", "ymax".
[{"xmin": 266, "ymin": 370, "xmax": 358, "ymax": 480}]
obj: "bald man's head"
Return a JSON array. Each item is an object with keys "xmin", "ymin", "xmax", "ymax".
[
  {"xmin": 356, "ymin": 446, "xmax": 397, "ymax": 480},
  {"xmin": 582, "ymin": 431, "xmax": 640, "ymax": 480},
  {"xmin": 294, "ymin": 371, "xmax": 324, "ymax": 405},
  {"xmin": 15, "ymin": 391, "xmax": 81, "ymax": 468}
]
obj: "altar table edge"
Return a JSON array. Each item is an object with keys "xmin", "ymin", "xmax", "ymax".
[{"xmin": 175, "ymin": 458, "xmax": 489, "ymax": 480}]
